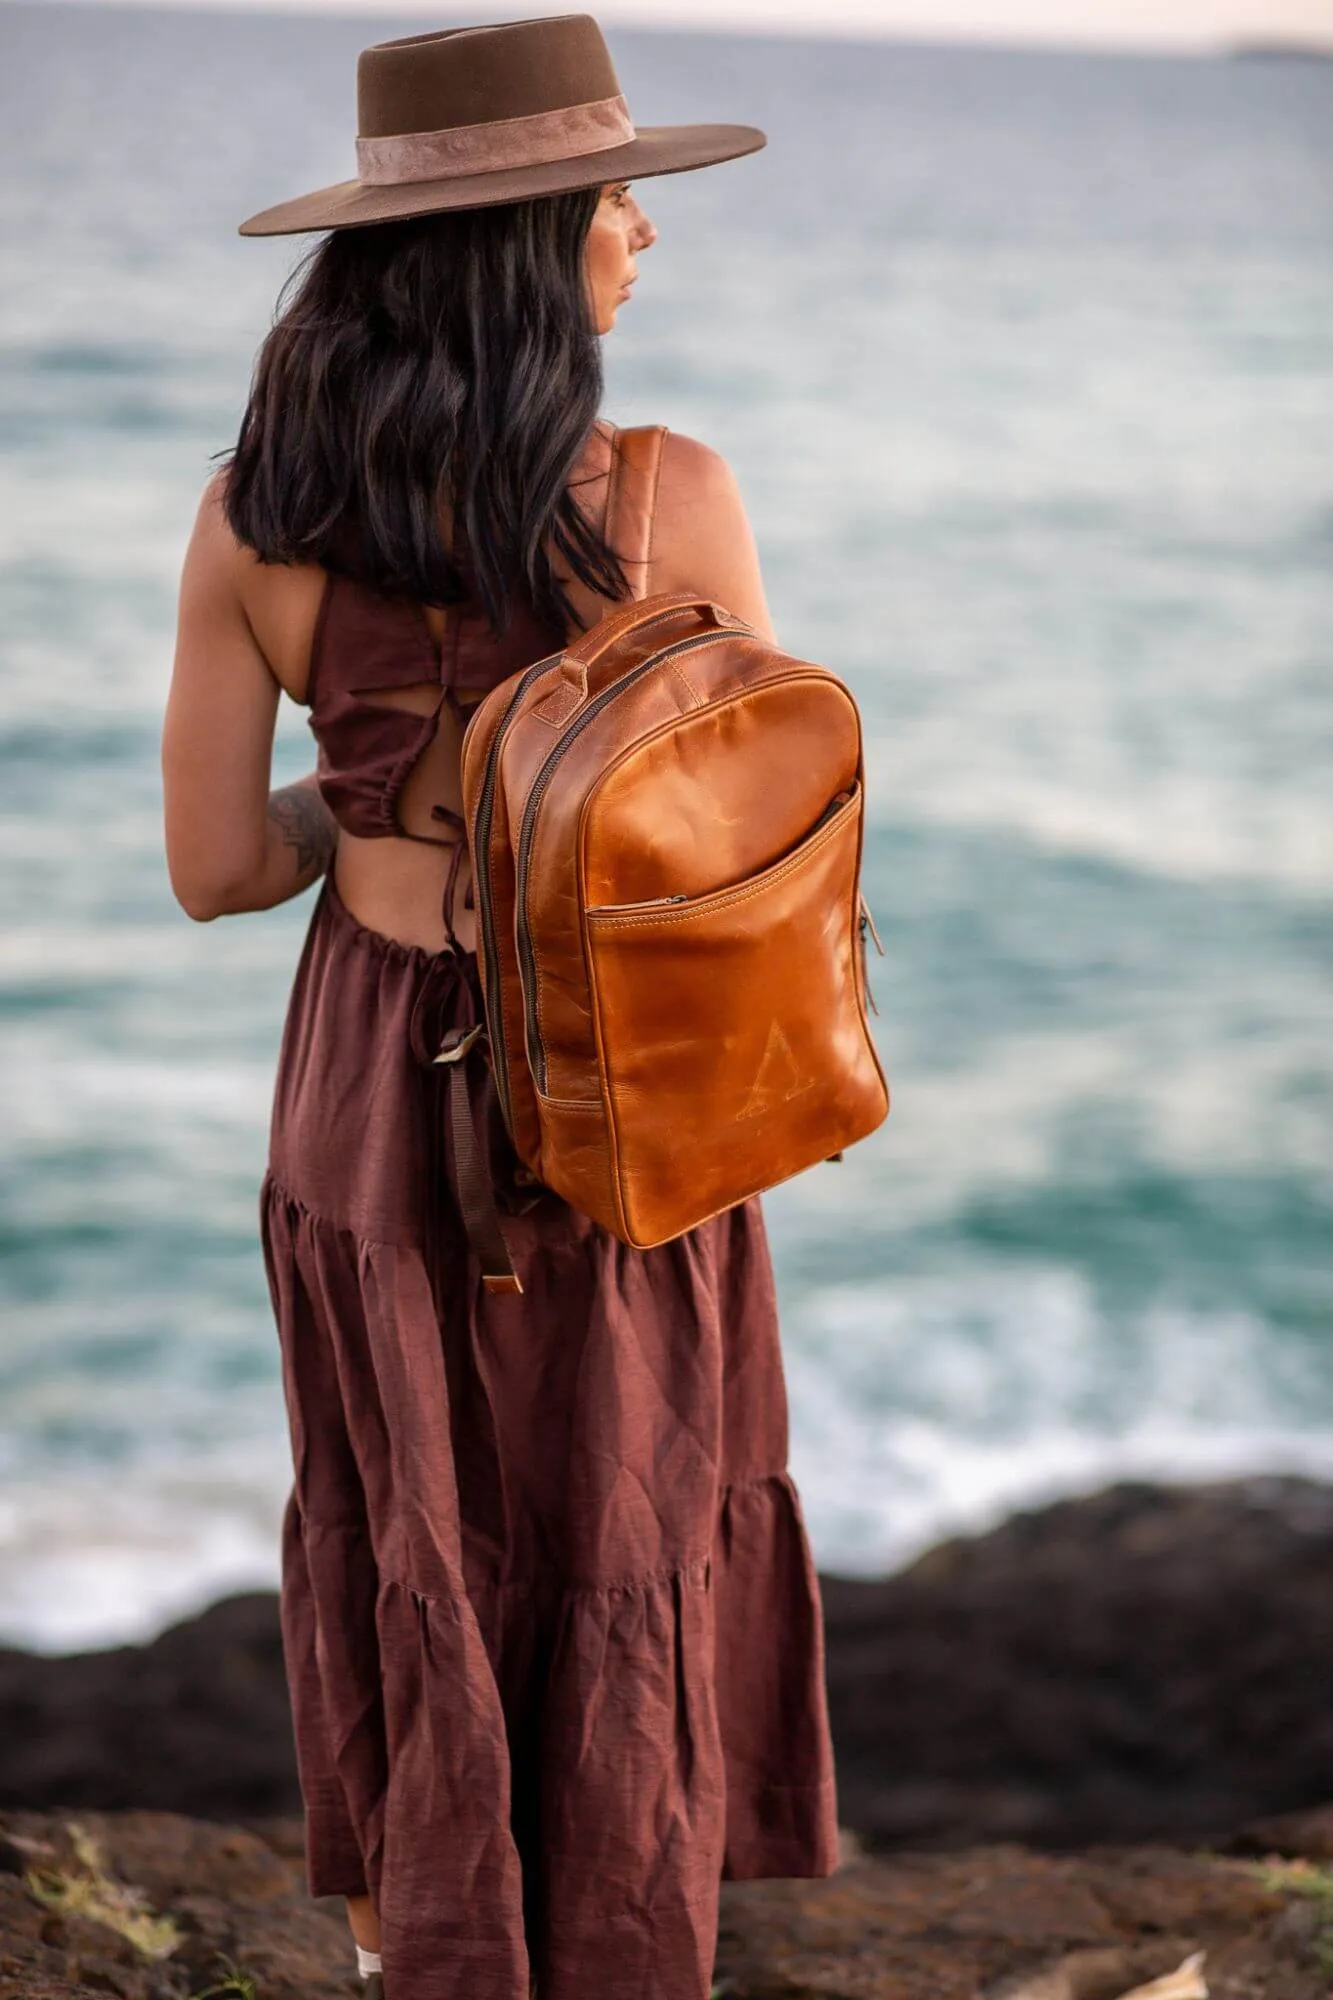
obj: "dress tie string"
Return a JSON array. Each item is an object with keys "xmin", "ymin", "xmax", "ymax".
[{"xmin": 406, "ymin": 852, "xmax": 524, "ymax": 1298}]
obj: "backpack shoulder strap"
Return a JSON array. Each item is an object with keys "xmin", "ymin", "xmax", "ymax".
[{"xmin": 603, "ymin": 424, "xmax": 668, "ymax": 601}]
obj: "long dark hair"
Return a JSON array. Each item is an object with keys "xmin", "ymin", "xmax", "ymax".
[{"xmin": 220, "ymin": 191, "xmax": 630, "ymax": 638}]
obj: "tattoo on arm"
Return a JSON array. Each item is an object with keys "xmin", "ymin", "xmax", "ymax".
[{"xmin": 268, "ymin": 783, "xmax": 337, "ymax": 889}]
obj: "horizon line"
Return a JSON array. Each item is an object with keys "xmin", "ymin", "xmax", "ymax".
[{"xmin": 9, "ymin": 0, "xmax": 1333, "ymax": 59}]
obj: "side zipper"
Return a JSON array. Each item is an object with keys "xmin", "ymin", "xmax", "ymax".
[
  {"xmin": 858, "ymin": 890, "xmax": 884, "ymax": 1017},
  {"xmin": 470, "ymin": 650, "xmax": 565, "ymax": 1133}
]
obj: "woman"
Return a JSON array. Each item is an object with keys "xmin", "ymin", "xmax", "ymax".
[{"xmin": 162, "ymin": 17, "xmax": 838, "ymax": 2000}]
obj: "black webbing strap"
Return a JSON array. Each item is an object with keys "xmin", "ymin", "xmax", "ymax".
[
  {"xmin": 407, "ymin": 929, "xmax": 523, "ymax": 1297},
  {"xmin": 433, "ymin": 1024, "xmax": 523, "ymax": 1296}
]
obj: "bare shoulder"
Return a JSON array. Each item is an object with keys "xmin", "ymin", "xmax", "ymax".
[
  {"xmin": 654, "ymin": 430, "xmax": 747, "ymax": 526},
  {"xmin": 183, "ymin": 466, "xmax": 326, "ymax": 704},
  {"xmin": 174, "ymin": 468, "xmax": 261, "ymax": 650},
  {"xmin": 183, "ymin": 467, "xmax": 273, "ymax": 614},
  {"xmin": 652, "ymin": 431, "xmax": 775, "ymax": 640},
  {"xmin": 184, "ymin": 466, "xmax": 242, "ymax": 579}
]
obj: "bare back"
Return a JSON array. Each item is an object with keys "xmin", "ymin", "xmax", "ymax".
[{"xmin": 166, "ymin": 425, "xmax": 774, "ymax": 951}]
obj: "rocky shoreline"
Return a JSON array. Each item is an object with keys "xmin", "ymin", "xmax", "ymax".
[
  {"xmin": 4, "ymin": 1805, "xmax": 1333, "ymax": 1998},
  {"xmin": 4, "ymin": 1477, "xmax": 1333, "ymax": 1994}
]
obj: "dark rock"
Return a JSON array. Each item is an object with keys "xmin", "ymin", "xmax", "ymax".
[
  {"xmin": 714, "ymin": 1842, "xmax": 1316, "ymax": 1998},
  {"xmin": 69, "ymin": 1960, "xmax": 135, "ymax": 1997},
  {"xmin": 1, "ymin": 1809, "xmax": 1329, "ymax": 2000},
  {"xmin": 0, "ymin": 1594, "xmax": 298, "ymax": 1821},
  {"xmin": 4, "ymin": 1480, "xmax": 1333, "ymax": 1852},
  {"xmin": 1230, "ymin": 1803, "xmax": 1333, "ymax": 1860},
  {"xmin": 822, "ymin": 1476, "xmax": 1333, "ymax": 1850},
  {"xmin": 0, "ymin": 1812, "xmax": 359, "ymax": 2000}
]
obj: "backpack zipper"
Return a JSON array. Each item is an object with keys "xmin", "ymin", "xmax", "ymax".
[
  {"xmin": 472, "ymin": 608, "xmax": 746, "ymax": 1126},
  {"xmin": 470, "ymin": 650, "xmax": 565, "ymax": 1131},
  {"xmin": 858, "ymin": 890, "xmax": 884, "ymax": 1016},
  {"xmin": 585, "ymin": 893, "xmax": 690, "ymax": 913},
  {"xmin": 514, "ymin": 627, "xmax": 746, "ymax": 1093}
]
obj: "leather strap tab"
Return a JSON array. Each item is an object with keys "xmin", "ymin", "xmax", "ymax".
[
  {"xmin": 604, "ymin": 424, "xmax": 667, "ymax": 599},
  {"xmin": 531, "ymin": 590, "xmax": 748, "ymax": 728}
]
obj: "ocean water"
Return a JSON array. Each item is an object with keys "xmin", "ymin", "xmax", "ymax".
[{"xmin": 1, "ymin": 2, "xmax": 1330, "ymax": 1652}]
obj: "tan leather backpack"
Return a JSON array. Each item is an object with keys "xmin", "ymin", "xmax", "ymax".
[{"xmin": 460, "ymin": 425, "xmax": 889, "ymax": 1258}]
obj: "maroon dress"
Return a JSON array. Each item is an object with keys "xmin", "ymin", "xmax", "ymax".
[{"xmin": 259, "ymin": 432, "xmax": 839, "ymax": 2000}]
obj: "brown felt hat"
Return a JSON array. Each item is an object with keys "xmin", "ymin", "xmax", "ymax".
[{"xmin": 238, "ymin": 12, "xmax": 767, "ymax": 236}]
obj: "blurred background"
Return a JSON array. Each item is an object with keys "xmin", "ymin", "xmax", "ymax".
[{"xmin": 1, "ymin": 0, "xmax": 1330, "ymax": 1660}]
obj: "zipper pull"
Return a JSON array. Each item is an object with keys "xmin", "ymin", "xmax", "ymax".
[
  {"xmin": 588, "ymin": 891, "xmax": 689, "ymax": 914},
  {"xmin": 857, "ymin": 892, "xmax": 882, "ymax": 1017}
]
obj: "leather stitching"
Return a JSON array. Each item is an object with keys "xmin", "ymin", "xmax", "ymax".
[
  {"xmin": 607, "ymin": 424, "xmax": 667, "ymax": 597},
  {"xmin": 644, "ymin": 423, "xmax": 667, "ymax": 599},
  {"xmin": 603, "ymin": 423, "xmax": 624, "ymax": 563},
  {"xmin": 664, "ymin": 661, "xmax": 702, "ymax": 709},
  {"xmin": 533, "ymin": 684, "xmax": 581, "ymax": 727}
]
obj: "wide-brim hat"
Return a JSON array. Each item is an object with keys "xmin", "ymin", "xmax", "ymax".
[{"xmin": 238, "ymin": 12, "xmax": 767, "ymax": 237}]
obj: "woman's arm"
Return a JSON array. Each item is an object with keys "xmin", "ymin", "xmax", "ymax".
[
  {"xmin": 257, "ymin": 768, "xmax": 338, "ymax": 910},
  {"xmin": 162, "ymin": 478, "xmax": 336, "ymax": 922}
]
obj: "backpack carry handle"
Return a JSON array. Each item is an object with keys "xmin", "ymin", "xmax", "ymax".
[{"xmin": 556, "ymin": 593, "xmax": 752, "ymax": 704}]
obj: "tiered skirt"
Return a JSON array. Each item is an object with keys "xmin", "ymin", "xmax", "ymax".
[{"xmin": 259, "ymin": 871, "xmax": 838, "ymax": 2000}]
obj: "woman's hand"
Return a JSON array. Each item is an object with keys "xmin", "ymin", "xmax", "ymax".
[{"xmin": 163, "ymin": 477, "xmax": 336, "ymax": 921}]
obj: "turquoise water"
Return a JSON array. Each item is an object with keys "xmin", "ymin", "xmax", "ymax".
[{"xmin": 1, "ymin": 3, "xmax": 1330, "ymax": 1650}]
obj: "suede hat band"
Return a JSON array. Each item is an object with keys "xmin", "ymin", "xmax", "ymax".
[{"xmin": 354, "ymin": 92, "xmax": 635, "ymax": 186}]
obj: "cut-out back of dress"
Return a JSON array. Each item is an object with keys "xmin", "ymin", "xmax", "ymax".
[
  {"xmin": 308, "ymin": 576, "xmax": 563, "ymax": 833},
  {"xmin": 303, "ymin": 420, "xmax": 665, "ymax": 945}
]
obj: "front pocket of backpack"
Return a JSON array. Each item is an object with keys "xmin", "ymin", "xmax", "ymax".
[
  {"xmin": 584, "ymin": 781, "xmax": 860, "ymax": 917},
  {"xmin": 584, "ymin": 785, "xmax": 881, "ymax": 1237}
]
